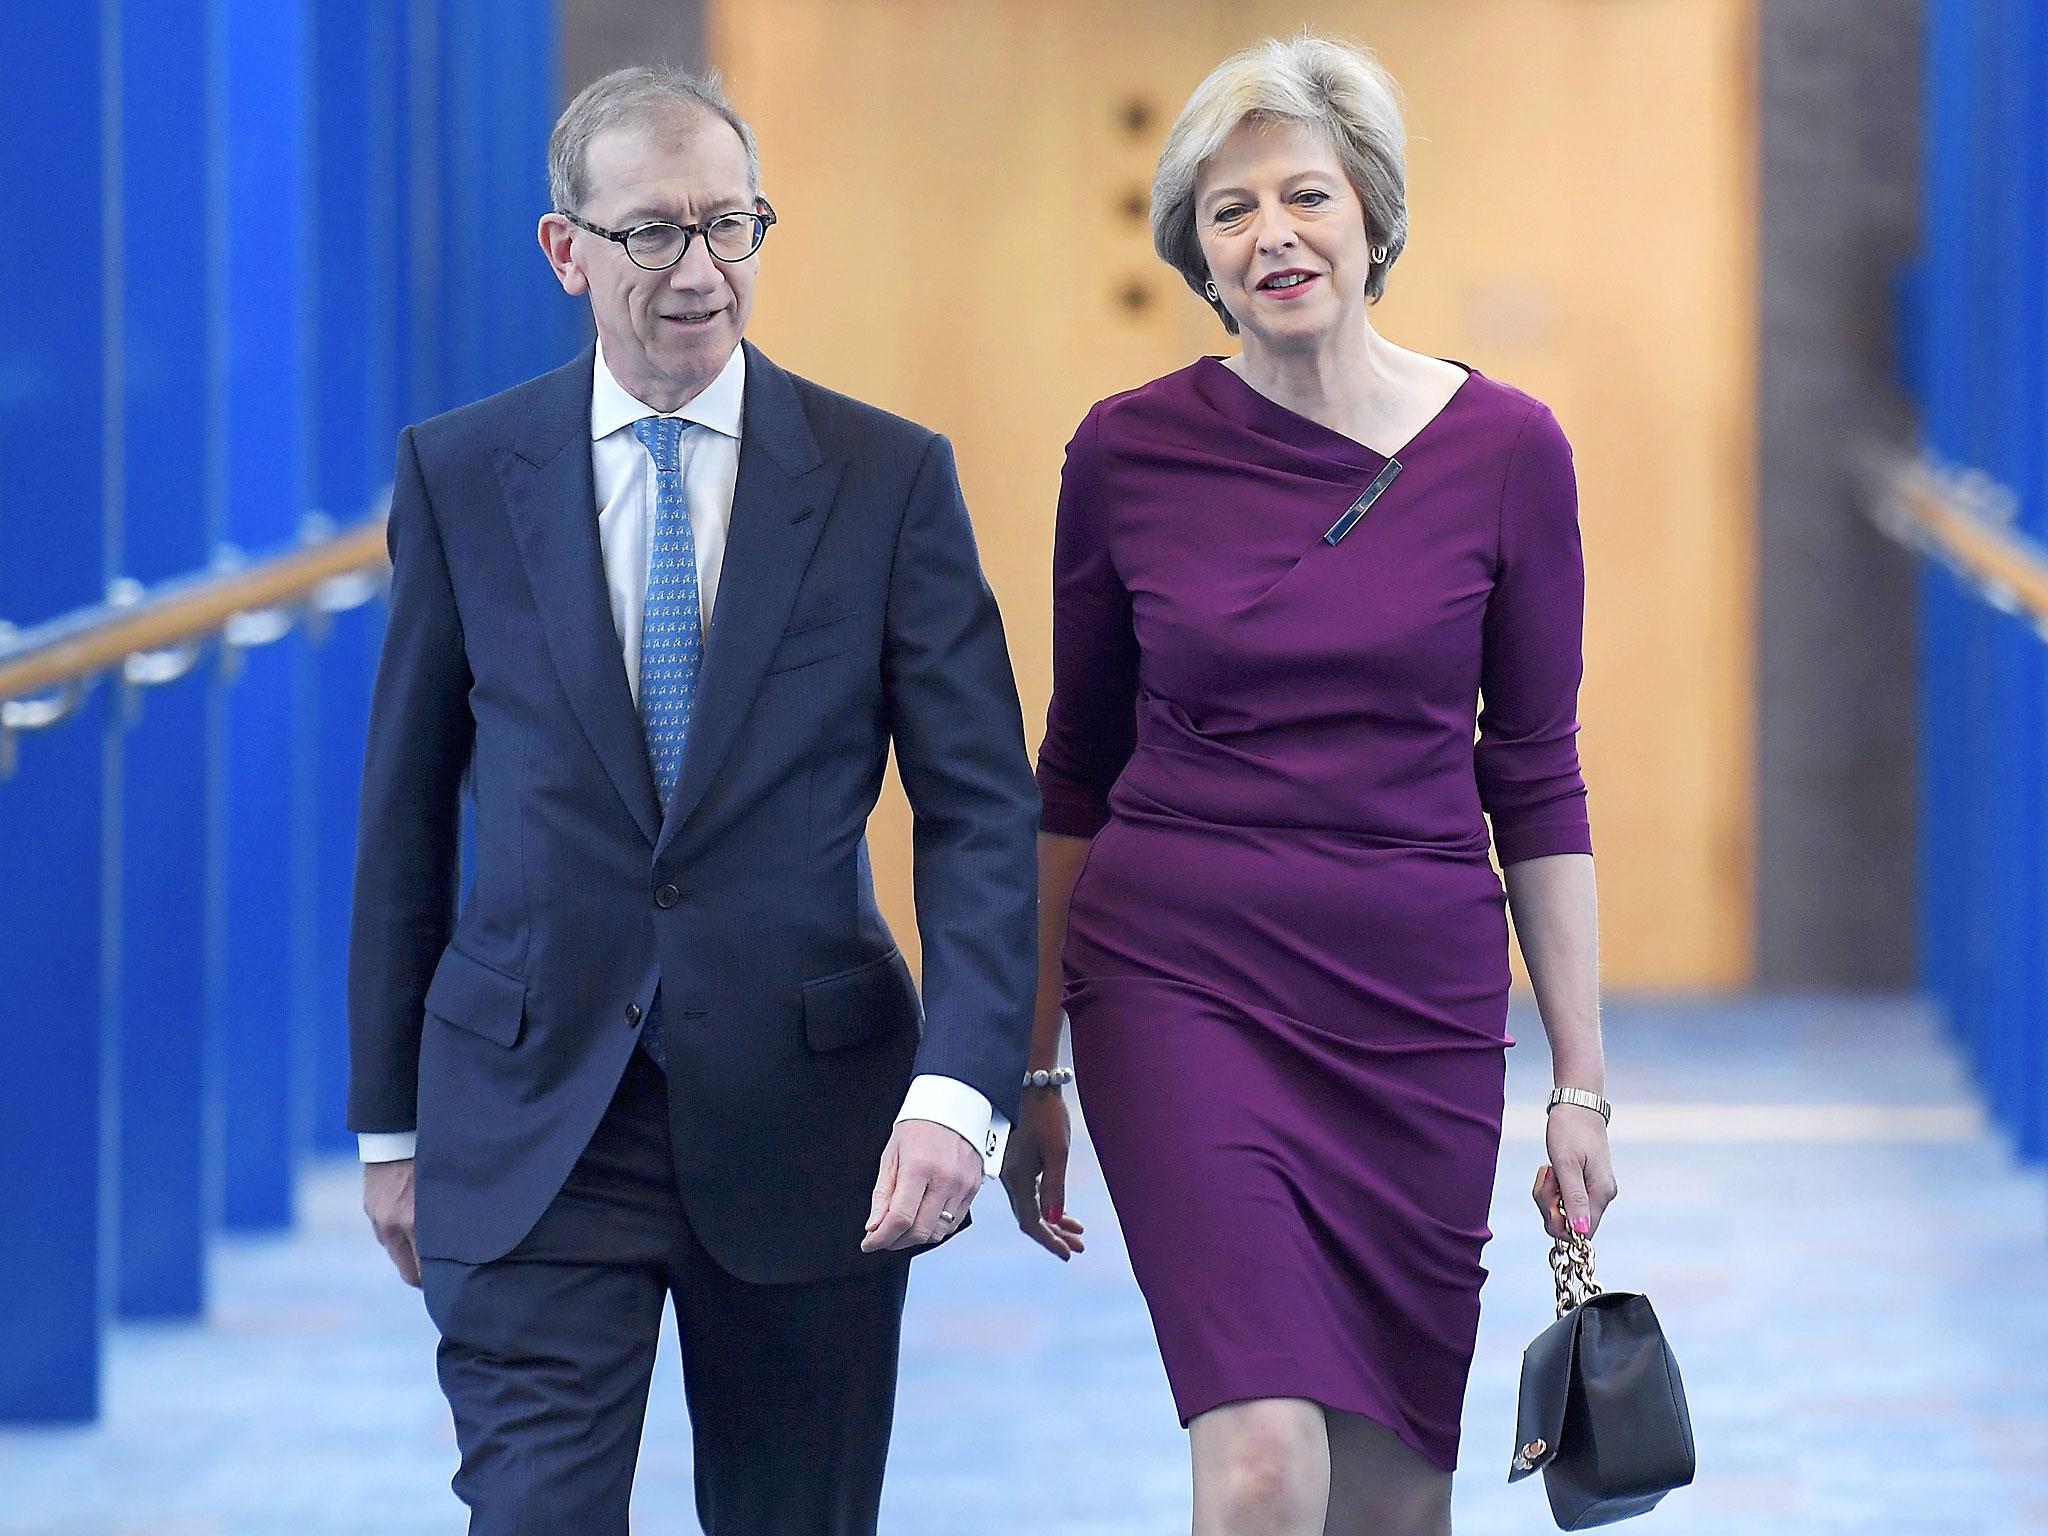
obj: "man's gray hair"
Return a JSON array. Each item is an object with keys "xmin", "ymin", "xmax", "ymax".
[
  {"xmin": 1151, "ymin": 33, "xmax": 1408, "ymax": 334},
  {"xmin": 548, "ymin": 64, "xmax": 761, "ymax": 215}
]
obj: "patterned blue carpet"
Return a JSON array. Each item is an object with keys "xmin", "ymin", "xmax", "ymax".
[{"xmin": 2, "ymin": 995, "xmax": 2044, "ymax": 1534}]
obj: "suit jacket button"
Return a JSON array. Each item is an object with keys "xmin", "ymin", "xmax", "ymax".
[
  {"xmin": 625, "ymin": 1003, "xmax": 643, "ymax": 1026},
  {"xmin": 654, "ymin": 884, "xmax": 680, "ymax": 909}
]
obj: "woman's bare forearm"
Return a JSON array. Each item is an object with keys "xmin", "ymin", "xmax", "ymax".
[
  {"xmin": 1501, "ymin": 852, "xmax": 1604, "ymax": 1092},
  {"xmin": 1031, "ymin": 832, "xmax": 1093, "ymax": 1069}
]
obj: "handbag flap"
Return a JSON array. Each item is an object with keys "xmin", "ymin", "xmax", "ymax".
[
  {"xmin": 1570, "ymin": 1292, "xmax": 1697, "ymax": 1496},
  {"xmin": 1509, "ymin": 1305, "xmax": 1582, "ymax": 1482}
]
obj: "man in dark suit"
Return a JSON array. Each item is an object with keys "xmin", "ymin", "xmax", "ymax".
[{"xmin": 348, "ymin": 65, "xmax": 1040, "ymax": 1534}]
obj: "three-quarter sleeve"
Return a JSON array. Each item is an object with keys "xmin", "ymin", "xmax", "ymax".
[
  {"xmin": 1036, "ymin": 406, "xmax": 1140, "ymax": 838},
  {"xmin": 1474, "ymin": 402, "xmax": 1594, "ymax": 865}
]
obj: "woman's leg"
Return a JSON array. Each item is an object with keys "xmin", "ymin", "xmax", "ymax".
[
  {"xmin": 1320, "ymin": 1408, "xmax": 1452, "ymax": 1536},
  {"xmin": 1189, "ymin": 1397, "xmax": 1331, "ymax": 1536}
]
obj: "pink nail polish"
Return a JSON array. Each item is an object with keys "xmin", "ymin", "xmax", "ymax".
[
  {"xmin": 1046, "ymin": 1206, "xmax": 1063, "ymax": 1223},
  {"xmin": 1573, "ymin": 1213, "xmax": 1590, "ymax": 1236}
]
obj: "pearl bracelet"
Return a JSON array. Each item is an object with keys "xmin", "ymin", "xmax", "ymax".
[
  {"xmin": 1547, "ymin": 1086, "xmax": 1612, "ymax": 1124},
  {"xmin": 1023, "ymin": 1066, "xmax": 1074, "ymax": 1090}
]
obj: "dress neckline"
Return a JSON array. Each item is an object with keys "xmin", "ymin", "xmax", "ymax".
[{"xmin": 1193, "ymin": 355, "xmax": 1479, "ymax": 469}]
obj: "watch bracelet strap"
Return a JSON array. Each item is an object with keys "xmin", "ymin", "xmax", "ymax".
[{"xmin": 1548, "ymin": 1086, "xmax": 1612, "ymax": 1124}]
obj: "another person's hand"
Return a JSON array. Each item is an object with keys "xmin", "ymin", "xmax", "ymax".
[
  {"xmin": 863, "ymin": 1120, "xmax": 982, "ymax": 1253},
  {"xmin": 364, "ymin": 1159, "xmax": 421, "ymax": 1287},
  {"xmin": 1000, "ymin": 1090, "xmax": 1087, "ymax": 1261},
  {"xmin": 1532, "ymin": 1105, "xmax": 1617, "ymax": 1241}
]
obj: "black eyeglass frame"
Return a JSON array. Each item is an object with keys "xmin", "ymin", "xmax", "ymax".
[{"xmin": 559, "ymin": 197, "xmax": 778, "ymax": 271}]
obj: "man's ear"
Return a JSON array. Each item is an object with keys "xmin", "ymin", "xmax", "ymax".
[{"xmin": 537, "ymin": 214, "xmax": 589, "ymax": 297}]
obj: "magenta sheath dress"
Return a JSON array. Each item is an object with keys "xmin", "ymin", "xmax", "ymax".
[{"xmin": 1036, "ymin": 357, "xmax": 1592, "ymax": 1471}]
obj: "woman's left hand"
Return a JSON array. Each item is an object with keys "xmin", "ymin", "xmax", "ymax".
[{"xmin": 1532, "ymin": 1105, "xmax": 1617, "ymax": 1240}]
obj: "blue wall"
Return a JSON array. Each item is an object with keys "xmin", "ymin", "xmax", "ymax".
[
  {"xmin": 0, "ymin": 0, "xmax": 577, "ymax": 1421},
  {"xmin": 1915, "ymin": 0, "xmax": 2048, "ymax": 1163},
  {"xmin": 113, "ymin": 0, "xmax": 215, "ymax": 1321},
  {"xmin": 0, "ymin": 3, "xmax": 110, "ymax": 1426}
]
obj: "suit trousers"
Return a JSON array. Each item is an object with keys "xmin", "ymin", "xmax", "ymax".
[{"xmin": 421, "ymin": 1045, "xmax": 911, "ymax": 1535}]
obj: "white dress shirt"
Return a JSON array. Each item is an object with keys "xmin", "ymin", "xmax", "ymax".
[{"xmin": 361, "ymin": 341, "xmax": 1008, "ymax": 1178}]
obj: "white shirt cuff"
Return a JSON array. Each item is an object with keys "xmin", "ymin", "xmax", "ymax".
[
  {"xmin": 358, "ymin": 1131, "xmax": 418, "ymax": 1163},
  {"xmin": 896, "ymin": 1074, "xmax": 1009, "ymax": 1178}
]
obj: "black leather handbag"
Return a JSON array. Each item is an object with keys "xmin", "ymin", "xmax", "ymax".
[{"xmin": 1508, "ymin": 1221, "xmax": 1695, "ymax": 1529}]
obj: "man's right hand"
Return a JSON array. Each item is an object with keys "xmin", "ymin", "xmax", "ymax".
[{"xmin": 364, "ymin": 1158, "xmax": 421, "ymax": 1287}]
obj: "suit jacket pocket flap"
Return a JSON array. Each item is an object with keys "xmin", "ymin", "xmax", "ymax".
[
  {"xmin": 801, "ymin": 949, "xmax": 921, "ymax": 1052},
  {"xmin": 765, "ymin": 612, "xmax": 856, "ymax": 674},
  {"xmin": 1509, "ymin": 1306, "xmax": 1581, "ymax": 1482},
  {"xmin": 424, "ymin": 945, "xmax": 527, "ymax": 1047}
]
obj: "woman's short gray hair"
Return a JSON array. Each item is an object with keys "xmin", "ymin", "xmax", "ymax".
[
  {"xmin": 1151, "ymin": 33, "xmax": 1408, "ymax": 333},
  {"xmin": 549, "ymin": 65, "xmax": 760, "ymax": 215}
]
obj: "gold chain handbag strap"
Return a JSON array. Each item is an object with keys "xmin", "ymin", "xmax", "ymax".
[{"xmin": 1549, "ymin": 1204, "xmax": 1603, "ymax": 1318}]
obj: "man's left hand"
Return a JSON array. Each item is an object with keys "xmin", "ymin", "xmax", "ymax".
[{"xmin": 862, "ymin": 1119, "xmax": 981, "ymax": 1253}]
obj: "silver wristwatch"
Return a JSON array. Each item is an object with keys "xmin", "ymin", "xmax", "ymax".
[{"xmin": 1547, "ymin": 1086, "xmax": 1612, "ymax": 1124}]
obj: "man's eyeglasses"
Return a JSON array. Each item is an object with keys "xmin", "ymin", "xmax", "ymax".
[{"xmin": 560, "ymin": 199, "xmax": 777, "ymax": 271}]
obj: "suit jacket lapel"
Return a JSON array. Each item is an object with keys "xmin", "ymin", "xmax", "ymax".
[
  {"xmin": 656, "ymin": 343, "xmax": 841, "ymax": 856},
  {"xmin": 497, "ymin": 348, "xmax": 663, "ymax": 845}
]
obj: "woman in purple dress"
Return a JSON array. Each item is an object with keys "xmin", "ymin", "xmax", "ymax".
[{"xmin": 1000, "ymin": 34, "xmax": 1618, "ymax": 1535}]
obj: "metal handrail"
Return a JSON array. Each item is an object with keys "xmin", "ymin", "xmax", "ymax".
[
  {"xmin": 0, "ymin": 515, "xmax": 390, "ymax": 771},
  {"xmin": 1864, "ymin": 449, "xmax": 2048, "ymax": 633}
]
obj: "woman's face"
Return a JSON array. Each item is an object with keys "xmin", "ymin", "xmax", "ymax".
[{"xmin": 1193, "ymin": 116, "xmax": 1370, "ymax": 351}]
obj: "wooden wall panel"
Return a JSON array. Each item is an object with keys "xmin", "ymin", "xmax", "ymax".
[{"xmin": 711, "ymin": 0, "xmax": 1758, "ymax": 989}]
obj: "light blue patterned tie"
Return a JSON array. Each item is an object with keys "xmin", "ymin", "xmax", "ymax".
[
  {"xmin": 634, "ymin": 416, "xmax": 703, "ymax": 800},
  {"xmin": 633, "ymin": 416, "xmax": 702, "ymax": 1072}
]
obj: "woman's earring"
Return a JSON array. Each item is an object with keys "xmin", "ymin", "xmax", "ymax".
[
  {"xmin": 1370, "ymin": 244, "xmax": 1389, "ymax": 264},
  {"xmin": 1203, "ymin": 280, "xmax": 1220, "ymax": 302}
]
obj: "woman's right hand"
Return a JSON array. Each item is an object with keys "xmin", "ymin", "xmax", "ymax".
[{"xmin": 1000, "ymin": 1088, "xmax": 1088, "ymax": 1261}]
